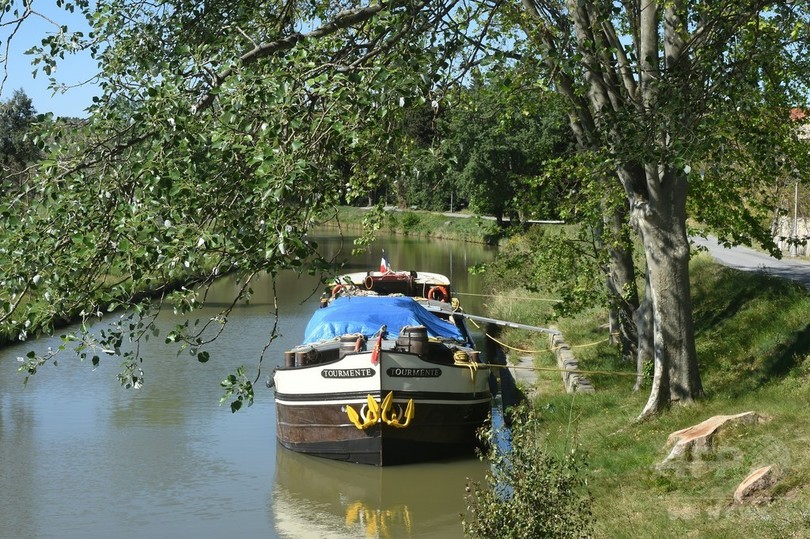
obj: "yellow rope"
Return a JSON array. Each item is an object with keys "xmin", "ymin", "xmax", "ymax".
[
  {"xmin": 466, "ymin": 314, "xmax": 633, "ymax": 377},
  {"xmin": 468, "ymin": 312, "xmax": 614, "ymax": 352},
  {"xmin": 453, "ymin": 350, "xmax": 478, "ymax": 381},
  {"xmin": 479, "ymin": 362, "xmax": 640, "ymax": 378},
  {"xmin": 485, "ymin": 333, "xmax": 551, "ymax": 353},
  {"xmin": 485, "ymin": 332, "xmax": 612, "ymax": 354},
  {"xmin": 570, "ymin": 338, "xmax": 611, "ymax": 349}
]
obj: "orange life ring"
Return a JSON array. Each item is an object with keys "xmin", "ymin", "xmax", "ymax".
[{"xmin": 427, "ymin": 285, "xmax": 449, "ymax": 302}]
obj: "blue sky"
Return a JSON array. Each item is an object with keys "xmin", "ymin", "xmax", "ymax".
[{"xmin": 1, "ymin": 4, "xmax": 98, "ymax": 118}]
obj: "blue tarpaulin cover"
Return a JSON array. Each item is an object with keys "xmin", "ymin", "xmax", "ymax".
[{"xmin": 302, "ymin": 296, "xmax": 465, "ymax": 344}]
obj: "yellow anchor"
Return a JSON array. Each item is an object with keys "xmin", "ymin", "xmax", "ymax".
[
  {"xmin": 345, "ymin": 392, "xmax": 415, "ymax": 429},
  {"xmin": 380, "ymin": 391, "xmax": 415, "ymax": 429},
  {"xmin": 346, "ymin": 394, "xmax": 381, "ymax": 429}
]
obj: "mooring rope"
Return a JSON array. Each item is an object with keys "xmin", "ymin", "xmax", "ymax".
[
  {"xmin": 462, "ymin": 307, "xmax": 632, "ymax": 377},
  {"xmin": 485, "ymin": 332, "xmax": 614, "ymax": 354},
  {"xmin": 478, "ymin": 361, "xmax": 641, "ymax": 378},
  {"xmin": 454, "ymin": 291, "xmax": 563, "ymax": 303}
]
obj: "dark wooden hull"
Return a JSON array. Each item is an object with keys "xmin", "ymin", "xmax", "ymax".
[
  {"xmin": 273, "ymin": 350, "xmax": 492, "ymax": 466},
  {"xmin": 275, "ymin": 398, "xmax": 491, "ymax": 465}
]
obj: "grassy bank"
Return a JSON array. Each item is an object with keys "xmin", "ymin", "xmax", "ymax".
[
  {"xmin": 484, "ymin": 255, "xmax": 810, "ymax": 538},
  {"xmin": 322, "ymin": 206, "xmax": 503, "ymax": 244}
]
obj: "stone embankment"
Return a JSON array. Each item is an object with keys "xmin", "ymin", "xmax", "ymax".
[
  {"xmin": 549, "ymin": 330, "xmax": 595, "ymax": 394},
  {"xmin": 504, "ymin": 328, "xmax": 594, "ymax": 397}
]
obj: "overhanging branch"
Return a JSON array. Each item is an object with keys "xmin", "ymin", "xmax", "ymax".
[{"xmin": 193, "ymin": 0, "xmax": 429, "ymax": 114}]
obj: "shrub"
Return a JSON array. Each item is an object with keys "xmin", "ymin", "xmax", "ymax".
[
  {"xmin": 400, "ymin": 211, "xmax": 421, "ymax": 233},
  {"xmin": 462, "ymin": 405, "xmax": 593, "ymax": 538}
]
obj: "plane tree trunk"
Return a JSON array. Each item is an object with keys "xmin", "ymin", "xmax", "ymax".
[
  {"xmin": 605, "ymin": 199, "xmax": 639, "ymax": 362},
  {"xmin": 633, "ymin": 270, "xmax": 654, "ymax": 393},
  {"xmin": 520, "ymin": 0, "xmax": 706, "ymax": 416},
  {"xmin": 631, "ymin": 166, "xmax": 703, "ymax": 418}
]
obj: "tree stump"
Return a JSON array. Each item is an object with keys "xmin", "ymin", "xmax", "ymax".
[
  {"xmin": 662, "ymin": 411, "xmax": 763, "ymax": 463},
  {"xmin": 733, "ymin": 465, "xmax": 775, "ymax": 505}
]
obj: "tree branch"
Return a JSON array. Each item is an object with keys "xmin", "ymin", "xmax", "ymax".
[
  {"xmin": 193, "ymin": 0, "xmax": 429, "ymax": 114},
  {"xmin": 600, "ymin": 20, "xmax": 640, "ymax": 109}
]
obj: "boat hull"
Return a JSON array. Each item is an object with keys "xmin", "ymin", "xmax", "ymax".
[{"xmin": 273, "ymin": 351, "xmax": 491, "ymax": 466}]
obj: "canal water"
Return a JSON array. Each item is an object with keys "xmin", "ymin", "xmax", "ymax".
[{"xmin": 0, "ymin": 232, "xmax": 497, "ymax": 538}]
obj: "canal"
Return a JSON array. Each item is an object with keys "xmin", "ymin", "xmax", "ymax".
[{"xmin": 0, "ymin": 232, "xmax": 497, "ymax": 538}]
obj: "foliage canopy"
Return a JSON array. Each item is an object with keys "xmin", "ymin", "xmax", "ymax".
[
  {"xmin": 1, "ymin": 0, "xmax": 491, "ymax": 405},
  {"xmin": 0, "ymin": 0, "xmax": 809, "ymax": 415}
]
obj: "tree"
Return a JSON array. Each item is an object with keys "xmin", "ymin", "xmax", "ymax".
[
  {"xmin": 0, "ymin": 89, "xmax": 39, "ymax": 193},
  {"xmin": 394, "ymin": 101, "xmax": 453, "ymax": 211},
  {"xmin": 427, "ymin": 16, "xmax": 644, "ymax": 369},
  {"xmin": 0, "ymin": 0, "xmax": 489, "ymax": 407},
  {"xmin": 484, "ymin": 148, "xmax": 643, "ymax": 365},
  {"xmin": 1, "ymin": 0, "xmax": 808, "ymax": 419},
  {"xmin": 442, "ymin": 71, "xmax": 575, "ymax": 224},
  {"xmin": 511, "ymin": 0, "xmax": 810, "ymax": 418}
]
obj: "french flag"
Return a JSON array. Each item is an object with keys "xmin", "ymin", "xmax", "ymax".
[{"xmin": 380, "ymin": 250, "xmax": 390, "ymax": 273}]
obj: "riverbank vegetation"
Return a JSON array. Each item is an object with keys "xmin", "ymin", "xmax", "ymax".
[
  {"xmin": 322, "ymin": 206, "xmax": 503, "ymax": 245},
  {"xmin": 325, "ymin": 205, "xmax": 810, "ymax": 535},
  {"xmin": 476, "ymin": 251, "xmax": 810, "ymax": 538}
]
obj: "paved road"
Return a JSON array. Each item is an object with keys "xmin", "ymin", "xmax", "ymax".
[
  {"xmin": 387, "ymin": 206, "xmax": 810, "ymax": 287},
  {"xmin": 692, "ymin": 236, "xmax": 810, "ymax": 287}
]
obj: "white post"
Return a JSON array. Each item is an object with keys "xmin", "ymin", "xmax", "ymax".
[{"xmin": 791, "ymin": 179, "xmax": 799, "ymax": 257}]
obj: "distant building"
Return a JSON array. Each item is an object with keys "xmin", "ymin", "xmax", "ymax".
[
  {"xmin": 773, "ymin": 109, "xmax": 809, "ymax": 256},
  {"xmin": 774, "ymin": 216, "xmax": 809, "ymax": 256}
]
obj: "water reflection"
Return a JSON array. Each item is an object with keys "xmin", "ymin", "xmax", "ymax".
[{"xmin": 272, "ymin": 446, "xmax": 485, "ymax": 539}]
